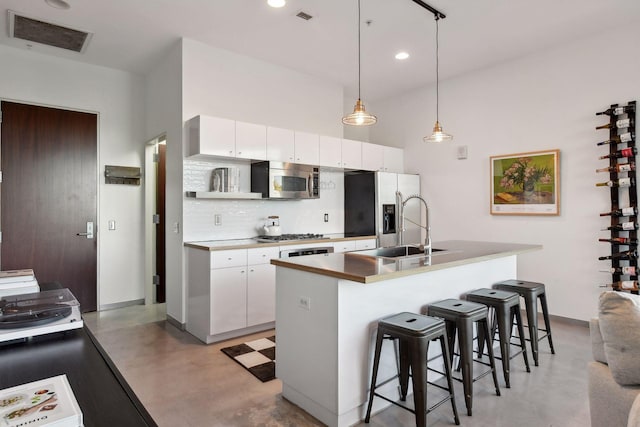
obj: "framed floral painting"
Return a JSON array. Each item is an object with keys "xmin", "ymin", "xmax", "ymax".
[{"xmin": 490, "ymin": 149, "xmax": 560, "ymax": 215}]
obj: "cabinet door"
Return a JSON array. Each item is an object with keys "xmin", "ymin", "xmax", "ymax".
[
  {"xmin": 211, "ymin": 267, "xmax": 247, "ymax": 334},
  {"xmin": 383, "ymin": 146, "xmax": 404, "ymax": 173},
  {"xmin": 334, "ymin": 240, "xmax": 357, "ymax": 253},
  {"xmin": 236, "ymin": 121, "xmax": 266, "ymax": 160},
  {"xmin": 294, "ymin": 131, "xmax": 320, "ymax": 165},
  {"xmin": 247, "ymin": 263, "xmax": 276, "ymax": 326},
  {"xmin": 341, "ymin": 138, "xmax": 362, "ymax": 169},
  {"xmin": 266, "ymin": 127, "xmax": 295, "ymax": 162},
  {"xmin": 198, "ymin": 116, "xmax": 236, "ymax": 157},
  {"xmin": 319, "ymin": 136, "xmax": 342, "ymax": 168},
  {"xmin": 362, "ymin": 142, "xmax": 384, "ymax": 171}
]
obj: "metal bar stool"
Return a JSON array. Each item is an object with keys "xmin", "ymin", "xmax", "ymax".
[
  {"xmin": 427, "ymin": 299, "xmax": 501, "ymax": 416},
  {"xmin": 466, "ymin": 288, "xmax": 531, "ymax": 388},
  {"xmin": 364, "ymin": 312, "xmax": 460, "ymax": 427},
  {"xmin": 494, "ymin": 279, "xmax": 555, "ymax": 366}
]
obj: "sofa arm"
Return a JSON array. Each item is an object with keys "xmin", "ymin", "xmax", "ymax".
[{"xmin": 589, "ymin": 361, "xmax": 640, "ymax": 427}]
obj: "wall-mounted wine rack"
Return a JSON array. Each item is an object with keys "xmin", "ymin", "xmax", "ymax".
[{"xmin": 597, "ymin": 100, "xmax": 637, "ymax": 292}]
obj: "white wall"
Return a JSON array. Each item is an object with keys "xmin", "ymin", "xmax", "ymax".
[
  {"xmin": 0, "ymin": 45, "xmax": 146, "ymax": 308},
  {"xmin": 371, "ymin": 25, "xmax": 640, "ymax": 321}
]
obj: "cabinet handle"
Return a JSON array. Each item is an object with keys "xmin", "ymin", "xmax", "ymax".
[
  {"xmin": 229, "ymin": 150, "xmax": 233, "ymax": 154},
  {"xmin": 250, "ymin": 269, "xmax": 255, "ymax": 272},
  {"xmin": 238, "ymin": 151, "xmax": 242, "ymax": 155},
  {"xmin": 228, "ymin": 257, "xmax": 232, "ymax": 260},
  {"xmin": 240, "ymin": 270, "xmax": 245, "ymax": 274}
]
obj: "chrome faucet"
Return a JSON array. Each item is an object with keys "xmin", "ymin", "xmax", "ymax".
[{"xmin": 396, "ymin": 191, "xmax": 431, "ymax": 256}]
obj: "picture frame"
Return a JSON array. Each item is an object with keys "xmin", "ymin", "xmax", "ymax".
[{"xmin": 490, "ymin": 149, "xmax": 560, "ymax": 215}]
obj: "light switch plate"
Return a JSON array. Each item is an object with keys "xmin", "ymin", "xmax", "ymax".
[{"xmin": 457, "ymin": 145, "xmax": 468, "ymax": 160}]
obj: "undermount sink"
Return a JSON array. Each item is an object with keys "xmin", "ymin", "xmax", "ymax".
[{"xmin": 353, "ymin": 245, "xmax": 447, "ymax": 259}]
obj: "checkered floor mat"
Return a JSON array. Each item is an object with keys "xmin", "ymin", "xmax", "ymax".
[{"xmin": 220, "ymin": 335, "xmax": 276, "ymax": 382}]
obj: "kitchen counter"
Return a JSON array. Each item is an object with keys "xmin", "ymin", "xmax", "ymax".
[
  {"xmin": 184, "ymin": 234, "xmax": 377, "ymax": 251},
  {"xmin": 271, "ymin": 240, "xmax": 541, "ymax": 283},
  {"xmin": 274, "ymin": 240, "xmax": 542, "ymax": 427}
]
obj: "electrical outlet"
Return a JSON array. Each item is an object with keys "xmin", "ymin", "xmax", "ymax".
[
  {"xmin": 108, "ymin": 220, "xmax": 116, "ymax": 230},
  {"xmin": 173, "ymin": 222, "xmax": 180, "ymax": 234},
  {"xmin": 324, "ymin": 213, "xmax": 329, "ymax": 223},
  {"xmin": 214, "ymin": 214, "xmax": 222, "ymax": 226},
  {"xmin": 298, "ymin": 296, "xmax": 311, "ymax": 311}
]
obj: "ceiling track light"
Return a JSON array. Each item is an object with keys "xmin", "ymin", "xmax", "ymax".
[
  {"xmin": 342, "ymin": 0, "xmax": 376, "ymax": 126},
  {"xmin": 410, "ymin": 1, "xmax": 452, "ymax": 143}
]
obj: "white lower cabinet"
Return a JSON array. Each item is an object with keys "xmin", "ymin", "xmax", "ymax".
[
  {"xmin": 211, "ymin": 266, "xmax": 247, "ymax": 335},
  {"xmin": 247, "ymin": 263, "xmax": 276, "ymax": 326},
  {"xmin": 186, "ymin": 246, "xmax": 278, "ymax": 344},
  {"xmin": 333, "ymin": 240, "xmax": 357, "ymax": 253}
]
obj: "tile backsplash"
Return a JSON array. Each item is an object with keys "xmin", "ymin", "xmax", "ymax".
[{"xmin": 183, "ymin": 159, "xmax": 344, "ymax": 241}]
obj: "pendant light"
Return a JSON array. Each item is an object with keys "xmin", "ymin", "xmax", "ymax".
[
  {"xmin": 424, "ymin": 15, "xmax": 452, "ymax": 142},
  {"xmin": 342, "ymin": 0, "xmax": 377, "ymax": 126}
]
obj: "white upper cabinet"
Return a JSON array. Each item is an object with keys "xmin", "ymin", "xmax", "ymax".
[
  {"xmin": 341, "ymin": 138, "xmax": 362, "ymax": 170},
  {"xmin": 383, "ymin": 146, "xmax": 404, "ymax": 173},
  {"xmin": 186, "ymin": 115, "xmax": 403, "ymax": 171},
  {"xmin": 266, "ymin": 127, "xmax": 295, "ymax": 162},
  {"xmin": 362, "ymin": 142, "xmax": 384, "ymax": 171},
  {"xmin": 235, "ymin": 121, "xmax": 266, "ymax": 160},
  {"xmin": 319, "ymin": 136, "xmax": 343, "ymax": 168},
  {"xmin": 188, "ymin": 115, "xmax": 235, "ymax": 157},
  {"xmin": 294, "ymin": 131, "xmax": 320, "ymax": 165}
]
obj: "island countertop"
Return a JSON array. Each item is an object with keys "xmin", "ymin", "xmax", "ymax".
[{"xmin": 271, "ymin": 240, "xmax": 542, "ymax": 283}]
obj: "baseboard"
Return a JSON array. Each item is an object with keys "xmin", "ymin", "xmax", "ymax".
[
  {"xmin": 548, "ymin": 313, "xmax": 588, "ymax": 328},
  {"xmin": 166, "ymin": 314, "xmax": 186, "ymax": 331},
  {"xmin": 99, "ymin": 299, "xmax": 144, "ymax": 311}
]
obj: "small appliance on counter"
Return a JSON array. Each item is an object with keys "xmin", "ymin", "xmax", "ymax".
[
  {"xmin": 0, "ymin": 288, "xmax": 83, "ymax": 343},
  {"xmin": 0, "ymin": 269, "xmax": 39, "ymax": 298},
  {"xmin": 263, "ymin": 216, "xmax": 282, "ymax": 236},
  {"xmin": 211, "ymin": 167, "xmax": 240, "ymax": 192}
]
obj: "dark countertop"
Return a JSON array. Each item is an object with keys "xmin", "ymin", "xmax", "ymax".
[
  {"xmin": 271, "ymin": 240, "xmax": 542, "ymax": 283},
  {"xmin": 0, "ymin": 326, "xmax": 156, "ymax": 427}
]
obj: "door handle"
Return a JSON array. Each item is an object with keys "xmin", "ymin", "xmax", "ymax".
[{"xmin": 77, "ymin": 221, "xmax": 94, "ymax": 239}]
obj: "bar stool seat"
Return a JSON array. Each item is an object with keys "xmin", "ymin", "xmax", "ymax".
[
  {"xmin": 364, "ymin": 312, "xmax": 459, "ymax": 427},
  {"xmin": 494, "ymin": 280, "xmax": 555, "ymax": 366},
  {"xmin": 427, "ymin": 299, "xmax": 501, "ymax": 416},
  {"xmin": 466, "ymin": 288, "xmax": 531, "ymax": 388}
]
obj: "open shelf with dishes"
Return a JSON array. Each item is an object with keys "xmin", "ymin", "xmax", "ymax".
[{"xmin": 597, "ymin": 100, "xmax": 637, "ymax": 292}]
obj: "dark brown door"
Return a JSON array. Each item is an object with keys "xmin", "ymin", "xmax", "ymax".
[
  {"xmin": 1, "ymin": 101, "xmax": 97, "ymax": 311},
  {"xmin": 156, "ymin": 143, "xmax": 166, "ymax": 303}
]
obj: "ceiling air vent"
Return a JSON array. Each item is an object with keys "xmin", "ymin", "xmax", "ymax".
[
  {"xmin": 8, "ymin": 10, "xmax": 92, "ymax": 53},
  {"xmin": 295, "ymin": 11, "xmax": 313, "ymax": 21}
]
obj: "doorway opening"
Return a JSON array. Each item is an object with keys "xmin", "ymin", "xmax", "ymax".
[{"xmin": 144, "ymin": 135, "xmax": 166, "ymax": 305}]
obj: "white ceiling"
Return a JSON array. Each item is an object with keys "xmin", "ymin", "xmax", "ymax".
[{"xmin": 1, "ymin": 0, "xmax": 640, "ymax": 101}]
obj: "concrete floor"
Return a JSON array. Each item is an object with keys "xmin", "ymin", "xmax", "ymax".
[{"xmin": 83, "ymin": 305, "xmax": 591, "ymax": 427}]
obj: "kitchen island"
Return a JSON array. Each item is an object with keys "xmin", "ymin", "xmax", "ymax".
[{"xmin": 271, "ymin": 240, "xmax": 541, "ymax": 427}]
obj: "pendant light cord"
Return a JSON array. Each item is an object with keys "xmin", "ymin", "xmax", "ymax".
[
  {"xmin": 358, "ymin": 0, "xmax": 362, "ymax": 100},
  {"xmin": 435, "ymin": 15, "xmax": 440, "ymax": 122}
]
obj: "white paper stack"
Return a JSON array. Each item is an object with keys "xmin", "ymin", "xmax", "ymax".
[
  {"xmin": 0, "ymin": 374, "xmax": 82, "ymax": 427},
  {"xmin": 0, "ymin": 270, "xmax": 39, "ymax": 298}
]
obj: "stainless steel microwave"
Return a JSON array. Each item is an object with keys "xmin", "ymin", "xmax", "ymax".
[{"xmin": 251, "ymin": 161, "xmax": 319, "ymax": 199}]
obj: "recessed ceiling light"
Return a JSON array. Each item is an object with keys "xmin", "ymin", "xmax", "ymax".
[
  {"xmin": 45, "ymin": 0, "xmax": 71, "ymax": 10},
  {"xmin": 395, "ymin": 52, "xmax": 410, "ymax": 60},
  {"xmin": 267, "ymin": 0, "xmax": 286, "ymax": 8}
]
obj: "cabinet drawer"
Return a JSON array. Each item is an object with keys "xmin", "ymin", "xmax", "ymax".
[
  {"xmin": 355, "ymin": 239, "xmax": 377, "ymax": 250},
  {"xmin": 247, "ymin": 246, "xmax": 280, "ymax": 265},
  {"xmin": 334, "ymin": 241, "xmax": 357, "ymax": 253},
  {"xmin": 211, "ymin": 249, "xmax": 247, "ymax": 269}
]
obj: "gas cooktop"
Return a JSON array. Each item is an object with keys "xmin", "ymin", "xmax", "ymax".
[{"xmin": 255, "ymin": 233, "xmax": 324, "ymax": 243}]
